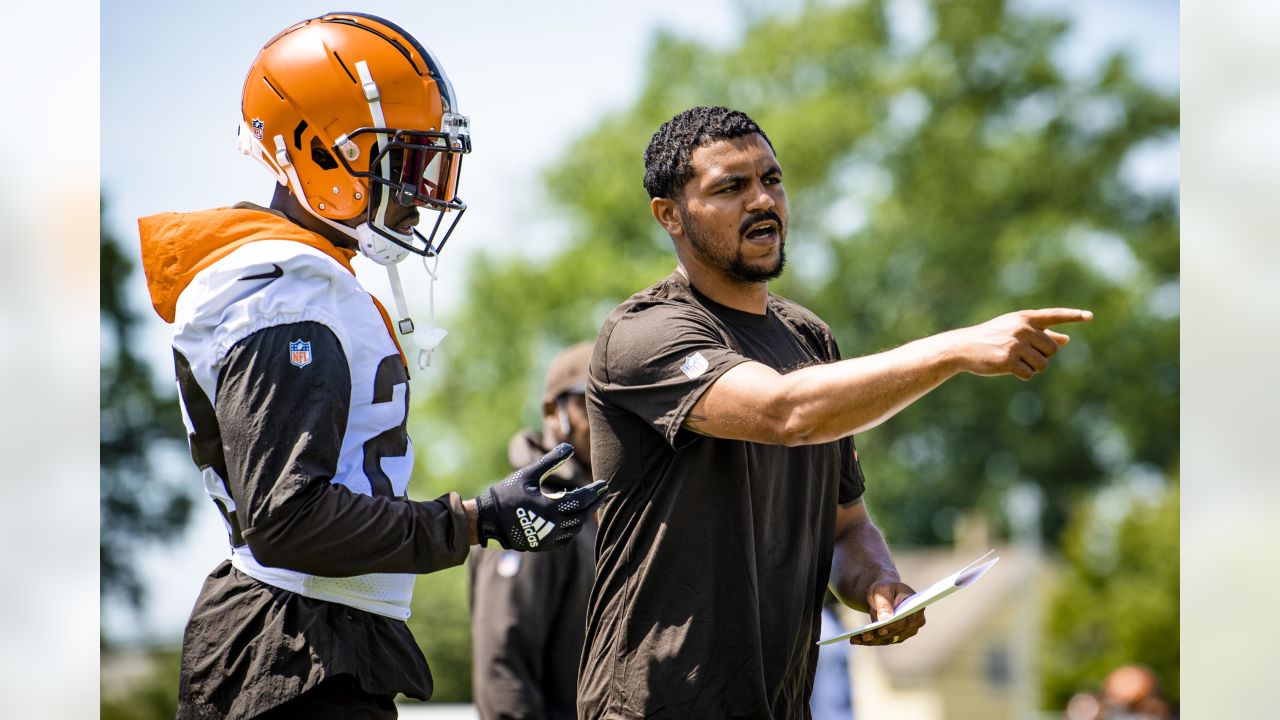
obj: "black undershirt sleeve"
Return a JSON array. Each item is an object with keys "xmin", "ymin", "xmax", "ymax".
[{"xmin": 216, "ymin": 321, "xmax": 470, "ymax": 577}]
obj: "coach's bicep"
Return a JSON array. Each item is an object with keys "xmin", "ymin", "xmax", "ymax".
[{"xmin": 684, "ymin": 360, "xmax": 799, "ymax": 445}]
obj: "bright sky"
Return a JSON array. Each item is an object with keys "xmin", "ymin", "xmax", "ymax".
[{"xmin": 100, "ymin": 0, "xmax": 1177, "ymax": 644}]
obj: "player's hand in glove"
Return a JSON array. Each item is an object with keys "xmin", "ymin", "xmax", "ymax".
[{"xmin": 475, "ymin": 442, "xmax": 605, "ymax": 551}]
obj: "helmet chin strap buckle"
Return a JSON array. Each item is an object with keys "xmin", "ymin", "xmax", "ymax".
[{"xmin": 383, "ymin": 259, "xmax": 448, "ymax": 370}]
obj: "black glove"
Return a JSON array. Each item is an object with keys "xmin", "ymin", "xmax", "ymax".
[{"xmin": 475, "ymin": 442, "xmax": 605, "ymax": 551}]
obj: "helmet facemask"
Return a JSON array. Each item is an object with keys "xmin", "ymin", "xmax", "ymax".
[{"xmin": 339, "ymin": 118, "xmax": 470, "ymax": 262}]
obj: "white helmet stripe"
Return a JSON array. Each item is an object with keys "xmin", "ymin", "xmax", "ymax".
[
  {"xmin": 351, "ymin": 59, "xmax": 419, "ymax": 339},
  {"xmin": 354, "ymin": 60, "xmax": 395, "ymax": 253}
]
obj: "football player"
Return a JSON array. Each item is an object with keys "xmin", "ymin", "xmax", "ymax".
[{"xmin": 138, "ymin": 14, "xmax": 602, "ymax": 719}]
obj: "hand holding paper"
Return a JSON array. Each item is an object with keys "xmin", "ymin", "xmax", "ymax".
[
  {"xmin": 819, "ymin": 550, "xmax": 1001, "ymax": 646},
  {"xmin": 852, "ymin": 579, "xmax": 926, "ymax": 646}
]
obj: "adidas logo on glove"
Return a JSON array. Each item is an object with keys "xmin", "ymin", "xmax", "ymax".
[
  {"xmin": 474, "ymin": 443, "xmax": 604, "ymax": 551},
  {"xmin": 516, "ymin": 508, "xmax": 555, "ymax": 548}
]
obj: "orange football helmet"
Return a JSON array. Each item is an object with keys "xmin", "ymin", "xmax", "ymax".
[{"xmin": 239, "ymin": 12, "xmax": 469, "ymax": 262}]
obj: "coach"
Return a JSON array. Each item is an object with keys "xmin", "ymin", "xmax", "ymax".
[{"xmin": 578, "ymin": 106, "xmax": 1091, "ymax": 718}]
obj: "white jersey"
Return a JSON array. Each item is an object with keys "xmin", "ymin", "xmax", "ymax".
[{"xmin": 172, "ymin": 239, "xmax": 416, "ymax": 620}]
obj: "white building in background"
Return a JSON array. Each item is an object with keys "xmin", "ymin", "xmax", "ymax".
[{"xmin": 838, "ymin": 539, "xmax": 1051, "ymax": 720}]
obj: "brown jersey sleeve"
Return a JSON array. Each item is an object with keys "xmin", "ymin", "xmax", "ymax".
[{"xmin": 215, "ymin": 321, "xmax": 470, "ymax": 576}]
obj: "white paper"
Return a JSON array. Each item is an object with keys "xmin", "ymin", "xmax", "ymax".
[{"xmin": 816, "ymin": 550, "xmax": 1000, "ymax": 646}]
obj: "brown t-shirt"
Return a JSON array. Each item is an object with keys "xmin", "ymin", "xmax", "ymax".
[{"xmin": 579, "ymin": 273, "xmax": 865, "ymax": 719}]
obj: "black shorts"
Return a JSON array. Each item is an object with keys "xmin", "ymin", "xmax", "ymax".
[{"xmin": 255, "ymin": 675, "xmax": 397, "ymax": 719}]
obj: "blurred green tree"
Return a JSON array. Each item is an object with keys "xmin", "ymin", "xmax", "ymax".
[
  {"xmin": 1042, "ymin": 479, "xmax": 1179, "ymax": 707},
  {"xmin": 405, "ymin": 566, "xmax": 474, "ymax": 703},
  {"xmin": 100, "ymin": 649, "xmax": 182, "ymax": 720},
  {"xmin": 404, "ymin": 0, "xmax": 1176, "ymax": 701},
  {"xmin": 101, "ymin": 196, "xmax": 193, "ymax": 610}
]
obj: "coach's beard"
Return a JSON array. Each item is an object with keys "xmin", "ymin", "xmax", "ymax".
[{"xmin": 684, "ymin": 209, "xmax": 787, "ymax": 284}]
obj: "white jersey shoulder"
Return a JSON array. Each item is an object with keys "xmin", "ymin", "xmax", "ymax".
[
  {"xmin": 173, "ymin": 239, "xmax": 417, "ymax": 620},
  {"xmin": 173, "ymin": 240, "xmax": 358, "ymax": 379}
]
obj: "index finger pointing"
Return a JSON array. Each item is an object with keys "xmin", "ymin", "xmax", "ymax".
[{"xmin": 1023, "ymin": 308, "xmax": 1093, "ymax": 327}]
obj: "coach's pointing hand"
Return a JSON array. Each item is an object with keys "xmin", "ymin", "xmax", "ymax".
[
  {"xmin": 950, "ymin": 308, "xmax": 1093, "ymax": 381},
  {"xmin": 474, "ymin": 443, "xmax": 605, "ymax": 551}
]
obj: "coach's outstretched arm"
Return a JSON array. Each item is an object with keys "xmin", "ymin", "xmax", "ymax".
[{"xmin": 685, "ymin": 308, "xmax": 1092, "ymax": 445}]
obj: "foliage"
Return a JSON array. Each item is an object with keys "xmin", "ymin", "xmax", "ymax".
[
  {"xmin": 100, "ymin": 649, "xmax": 182, "ymax": 720},
  {"xmin": 101, "ymin": 196, "xmax": 193, "ymax": 609},
  {"xmin": 1042, "ymin": 480, "xmax": 1179, "ymax": 707},
  {"xmin": 406, "ymin": 564, "xmax": 475, "ymax": 703}
]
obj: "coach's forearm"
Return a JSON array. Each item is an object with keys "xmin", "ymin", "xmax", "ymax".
[
  {"xmin": 830, "ymin": 506, "xmax": 900, "ymax": 613},
  {"xmin": 775, "ymin": 331, "xmax": 962, "ymax": 446}
]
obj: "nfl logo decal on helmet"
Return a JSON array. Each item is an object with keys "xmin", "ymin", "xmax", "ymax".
[{"xmin": 289, "ymin": 339, "xmax": 312, "ymax": 368}]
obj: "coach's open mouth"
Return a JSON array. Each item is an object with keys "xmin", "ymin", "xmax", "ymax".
[{"xmin": 743, "ymin": 220, "xmax": 779, "ymax": 245}]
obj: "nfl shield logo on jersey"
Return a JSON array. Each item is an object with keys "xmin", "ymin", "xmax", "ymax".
[{"xmin": 289, "ymin": 339, "xmax": 312, "ymax": 368}]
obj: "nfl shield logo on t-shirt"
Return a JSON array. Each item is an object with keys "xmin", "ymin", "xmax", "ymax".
[
  {"xmin": 289, "ymin": 339, "xmax": 312, "ymax": 368},
  {"xmin": 680, "ymin": 351, "xmax": 709, "ymax": 379}
]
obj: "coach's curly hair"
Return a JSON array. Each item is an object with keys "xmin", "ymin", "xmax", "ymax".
[{"xmin": 642, "ymin": 106, "xmax": 774, "ymax": 200}]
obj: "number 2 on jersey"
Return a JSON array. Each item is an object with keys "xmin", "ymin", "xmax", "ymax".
[{"xmin": 363, "ymin": 355, "xmax": 411, "ymax": 497}]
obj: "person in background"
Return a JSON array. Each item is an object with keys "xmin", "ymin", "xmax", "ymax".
[
  {"xmin": 1066, "ymin": 664, "xmax": 1176, "ymax": 720},
  {"xmin": 1101, "ymin": 664, "xmax": 1174, "ymax": 719},
  {"xmin": 471, "ymin": 342, "xmax": 598, "ymax": 720}
]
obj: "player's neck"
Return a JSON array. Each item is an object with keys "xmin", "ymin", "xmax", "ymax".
[
  {"xmin": 269, "ymin": 185, "xmax": 358, "ymax": 251},
  {"xmin": 675, "ymin": 263, "xmax": 769, "ymax": 315}
]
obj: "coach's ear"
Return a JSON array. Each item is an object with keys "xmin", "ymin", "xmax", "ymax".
[{"xmin": 651, "ymin": 197, "xmax": 684, "ymax": 239}]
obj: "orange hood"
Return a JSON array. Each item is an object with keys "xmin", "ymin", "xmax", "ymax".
[{"xmin": 137, "ymin": 206, "xmax": 357, "ymax": 323}]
